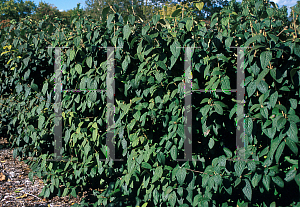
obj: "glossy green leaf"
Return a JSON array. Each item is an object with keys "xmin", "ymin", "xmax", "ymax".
[
  {"xmin": 86, "ymin": 56, "xmax": 92, "ymax": 68},
  {"xmin": 242, "ymin": 179, "xmax": 252, "ymax": 201},
  {"xmin": 263, "ymin": 175, "xmax": 270, "ymax": 191},
  {"xmin": 247, "ymin": 81, "xmax": 256, "ymax": 97},
  {"xmin": 70, "ymin": 49, "xmax": 75, "ymax": 61},
  {"xmin": 284, "ymin": 168, "xmax": 297, "ymax": 182},
  {"xmin": 75, "ymin": 64, "xmax": 82, "ymax": 74},
  {"xmin": 234, "ymin": 161, "xmax": 245, "ymax": 177},
  {"xmin": 170, "ymin": 145, "xmax": 177, "ymax": 161},
  {"xmin": 123, "ymin": 24, "xmax": 131, "ymax": 40},
  {"xmin": 176, "ymin": 167, "xmax": 186, "ymax": 186},
  {"xmin": 38, "ymin": 115, "xmax": 45, "ymax": 129},
  {"xmin": 260, "ymin": 51, "xmax": 272, "ymax": 70},
  {"xmin": 272, "ymin": 176, "xmax": 284, "ymax": 188},
  {"xmin": 186, "ymin": 19, "xmax": 193, "ymax": 32},
  {"xmin": 152, "ymin": 166, "xmax": 163, "ymax": 183},
  {"xmin": 171, "ymin": 9, "xmax": 181, "ymax": 17},
  {"xmin": 251, "ymin": 173, "xmax": 262, "ymax": 188},
  {"xmin": 257, "ymin": 80, "xmax": 268, "ymax": 94}
]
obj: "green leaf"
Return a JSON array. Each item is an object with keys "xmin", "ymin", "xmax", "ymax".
[
  {"xmin": 208, "ymin": 138, "xmax": 214, "ymax": 149},
  {"xmin": 70, "ymin": 50, "xmax": 75, "ymax": 61},
  {"xmin": 260, "ymin": 51, "xmax": 272, "ymax": 69},
  {"xmin": 263, "ymin": 175, "xmax": 270, "ymax": 191},
  {"xmin": 31, "ymin": 83, "xmax": 39, "ymax": 92},
  {"xmin": 42, "ymin": 82, "xmax": 48, "ymax": 95},
  {"xmin": 44, "ymin": 188, "xmax": 50, "ymax": 198},
  {"xmin": 269, "ymin": 91, "xmax": 278, "ymax": 108},
  {"xmin": 284, "ymin": 168, "xmax": 296, "ymax": 182},
  {"xmin": 38, "ymin": 115, "xmax": 45, "ymax": 129},
  {"xmin": 200, "ymin": 105, "xmax": 210, "ymax": 116},
  {"xmin": 62, "ymin": 187, "xmax": 69, "ymax": 197},
  {"xmin": 86, "ymin": 56, "xmax": 92, "ymax": 68},
  {"xmin": 186, "ymin": 19, "xmax": 193, "ymax": 32},
  {"xmin": 251, "ymin": 173, "xmax": 262, "ymax": 188},
  {"xmin": 75, "ymin": 64, "xmax": 82, "ymax": 74},
  {"xmin": 131, "ymin": 97, "xmax": 142, "ymax": 104},
  {"xmin": 214, "ymin": 103, "xmax": 223, "ymax": 115},
  {"xmin": 272, "ymin": 176, "xmax": 284, "ymax": 188},
  {"xmin": 74, "ymin": 36, "xmax": 81, "ymax": 47},
  {"xmin": 284, "ymin": 156, "xmax": 298, "ymax": 165},
  {"xmin": 234, "ymin": 161, "xmax": 245, "ymax": 177},
  {"xmin": 286, "ymin": 138, "xmax": 298, "ymax": 155},
  {"xmin": 245, "ymin": 117, "xmax": 253, "ymax": 136},
  {"xmin": 123, "ymin": 24, "xmax": 131, "ymax": 40},
  {"xmin": 170, "ymin": 145, "xmax": 177, "ymax": 161},
  {"xmin": 289, "ymin": 98, "xmax": 297, "ymax": 109},
  {"xmin": 288, "ymin": 114, "xmax": 300, "ymax": 123},
  {"xmin": 92, "ymin": 128, "xmax": 98, "ymax": 142},
  {"xmin": 142, "ymin": 25, "xmax": 150, "ymax": 36},
  {"xmin": 287, "ymin": 121, "xmax": 298, "ymax": 143},
  {"xmin": 156, "ymin": 61, "xmax": 167, "ymax": 71},
  {"xmin": 170, "ymin": 8, "xmax": 180, "ymax": 17},
  {"xmin": 28, "ymin": 171, "xmax": 34, "ymax": 183},
  {"xmin": 152, "ymin": 166, "xmax": 163, "ymax": 183},
  {"xmin": 225, "ymin": 37, "xmax": 233, "ymax": 48},
  {"xmin": 223, "ymin": 147, "xmax": 232, "ymax": 158},
  {"xmin": 256, "ymin": 68, "xmax": 269, "ymax": 84},
  {"xmin": 102, "ymin": 6, "xmax": 110, "ymax": 20},
  {"xmin": 242, "ymin": 179, "xmax": 252, "ymax": 201},
  {"xmin": 244, "ymin": 35, "xmax": 261, "ymax": 48},
  {"xmin": 133, "ymin": 110, "xmax": 141, "ymax": 121},
  {"xmin": 152, "ymin": 14, "xmax": 160, "ymax": 25},
  {"xmin": 295, "ymin": 173, "xmax": 300, "ymax": 188},
  {"xmin": 260, "ymin": 107, "xmax": 268, "ymax": 119},
  {"xmin": 251, "ymin": 62, "xmax": 260, "ymax": 76},
  {"xmin": 141, "ymin": 162, "xmax": 152, "ymax": 169},
  {"xmin": 89, "ymin": 91, "xmax": 97, "ymax": 102},
  {"xmin": 247, "ymin": 81, "xmax": 256, "ymax": 97},
  {"xmin": 257, "ymin": 80, "xmax": 268, "ymax": 94},
  {"xmin": 71, "ymin": 187, "xmax": 77, "ymax": 197},
  {"xmin": 168, "ymin": 191, "xmax": 176, "ymax": 207},
  {"xmin": 176, "ymin": 167, "xmax": 186, "ymax": 186}
]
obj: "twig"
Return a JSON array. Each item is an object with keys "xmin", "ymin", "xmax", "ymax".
[
  {"xmin": 108, "ymin": 3, "xmax": 116, "ymax": 13},
  {"xmin": 277, "ymin": 26, "xmax": 288, "ymax": 37},
  {"xmin": 21, "ymin": 191, "xmax": 43, "ymax": 200},
  {"xmin": 293, "ymin": 9, "xmax": 297, "ymax": 39},
  {"xmin": 131, "ymin": 0, "xmax": 136, "ymax": 16}
]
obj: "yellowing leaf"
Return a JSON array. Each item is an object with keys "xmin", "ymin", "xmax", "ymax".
[
  {"xmin": 195, "ymin": 2, "xmax": 204, "ymax": 11},
  {"xmin": 141, "ymin": 203, "xmax": 148, "ymax": 207},
  {"xmin": 1, "ymin": 51, "xmax": 10, "ymax": 56},
  {"xmin": 10, "ymin": 67, "xmax": 15, "ymax": 70},
  {"xmin": 3, "ymin": 45, "xmax": 11, "ymax": 50},
  {"xmin": 7, "ymin": 59, "xmax": 12, "ymax": 65},
  {"xmin": 17, "ymin": 56, "xmax": 21, "ymax": 58}
]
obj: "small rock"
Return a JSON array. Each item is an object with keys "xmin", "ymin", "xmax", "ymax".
[{"xmin": 10, "ymin": 171, "xmax": 15, "ymax": 178}]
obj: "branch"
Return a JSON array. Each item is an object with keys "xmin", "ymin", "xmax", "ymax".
[{"xmin": 277, "ymin": 26, "xmax": 288, "ymax": 37}]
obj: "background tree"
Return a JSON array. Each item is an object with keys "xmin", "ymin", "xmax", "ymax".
[
  {"xmin": 83, "ymin": 0, "xmax": 162, "ymax": 25},
  {"xmin": 0, "ymin": 0, "xmax": 37, "ymax": 21},
  {"xmin": 289, "ymin": 1, "xmax": 300, "ymax": 24},
  {"xmin": 150, "ymin": 0, "xmax": 229, "ymax": 20},
  {"xmin": 31, "ymin": 1, "xmax": 61, "ymax": 22},
  {"xmin": 60, "ymin": 3, "xmax": 85, "ymax": 26}
]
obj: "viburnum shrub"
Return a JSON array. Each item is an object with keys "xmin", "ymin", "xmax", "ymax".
[{"xmin": 0, "ymin": 0, "xmax": 299, "ymax": 206}]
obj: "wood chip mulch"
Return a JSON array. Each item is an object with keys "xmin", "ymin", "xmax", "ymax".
[{"xmin": 0, "ymin": 137, "xmax": 89, "ymax": 207}]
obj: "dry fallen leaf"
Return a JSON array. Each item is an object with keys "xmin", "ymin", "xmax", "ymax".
[
  {"xmin": 0, "ymin": 172, "xmax": 6, "ymax": 181},
  {"xmin": 16, "ymin": 194, "xmax": 27, "ymax": 199}
]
